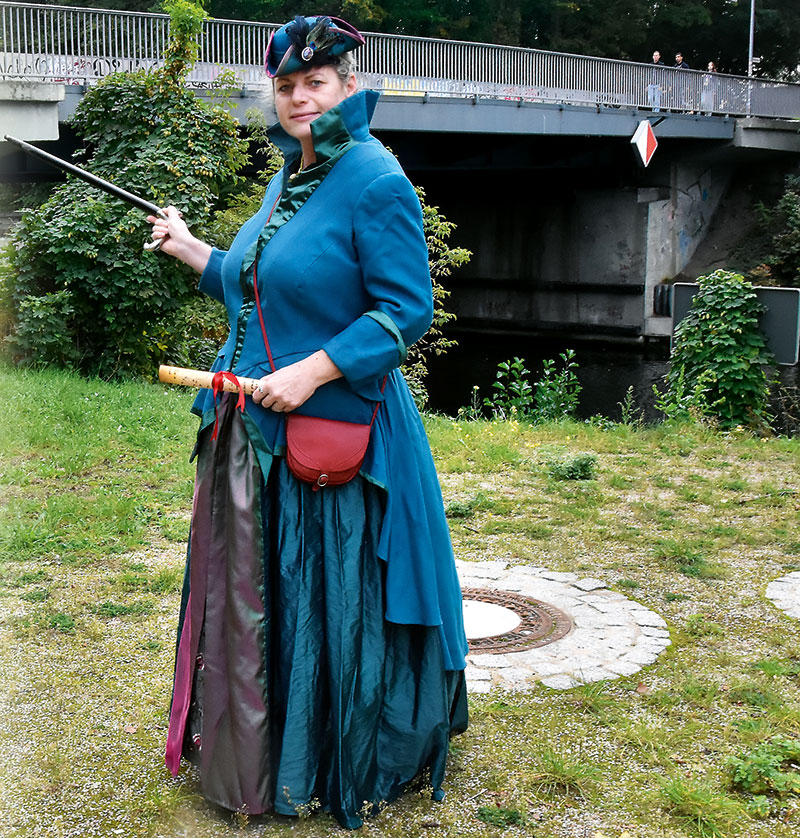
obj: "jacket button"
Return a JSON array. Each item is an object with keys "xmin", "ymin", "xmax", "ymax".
[{"xmin": 195, "ymin": 654, "xmax": 204, "ymax": 670}]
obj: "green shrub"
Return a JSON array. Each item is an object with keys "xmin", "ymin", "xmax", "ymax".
[
  {"xmin": 617, "ymin": 385, "xmax": 644, "ymax": 426},
  {"xmin": 652, "ymin": 538, "xmax": 717, "ymax": 578},
  {"xmin": 4, "ymin": 0, "xmax": 248, "ymax": 377},
  {"xmin": 685, "ymin": 614, "xmax": 724, "ymax": 637},
  {"xmin": 659, "ymin": 776, "xmax": 747, "ymax": 837},
  {"xmin": 7, "ymin": 289, "xmax": 80, "ymax": 368},
  {"xmin": 444, "ymin": 493, "xmax": 487, "ymax": 518},
  {"xmin": 48, "ymin": 613, "xmax": 76, "ymax": 633},
  {"xmin": 661, "ymin": 270, "xmax": 774, "ymax": 430},
  {"xmin": 403, "ymin": 186, "xmax": 469, "ymax": 407}
]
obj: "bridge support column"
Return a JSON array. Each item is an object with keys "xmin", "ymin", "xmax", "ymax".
[
  {"xmin": 0, "ymin": 81, "xmax": 64, "ymax": 142},
  {"xmin": 642, "ymin": 161, "xmax": 731, "ymax": 336}
]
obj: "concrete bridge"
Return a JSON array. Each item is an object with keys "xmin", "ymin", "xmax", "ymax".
[{"xmin": 2, "ymin": 2, "xmax": 800, "ymax": 341}]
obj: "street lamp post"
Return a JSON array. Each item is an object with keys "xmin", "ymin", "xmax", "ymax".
[{"xmin": 746, "ymin": 0, "xmax": 755, "ymax": 115}]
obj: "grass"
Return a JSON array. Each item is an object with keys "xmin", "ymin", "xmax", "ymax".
[{"xmin": 2, "ymin": 366, "xmax": 800, "ymax": 837}]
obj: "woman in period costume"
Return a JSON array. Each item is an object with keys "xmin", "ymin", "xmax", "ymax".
[{"xmin": 148, "ymin": 14, "xmax": 468, "ymax": 830}]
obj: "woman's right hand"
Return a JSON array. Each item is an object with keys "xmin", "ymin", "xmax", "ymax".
[{"xmin": 146, "ymin": 206, "xmax": 213, "ymax": 273}]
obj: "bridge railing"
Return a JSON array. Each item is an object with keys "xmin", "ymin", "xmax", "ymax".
[{"xmin": 2, "ymin": 1, "xmax": 799, "ymax": 119}]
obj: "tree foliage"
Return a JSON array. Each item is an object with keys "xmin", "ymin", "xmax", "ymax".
[
  {"xmin": 4, "ymin": 0, "xmax": 248, "ymax": 377},
  {"xmin": 751, "ymin": 175, "xmax": 800, "ymax": 288}
]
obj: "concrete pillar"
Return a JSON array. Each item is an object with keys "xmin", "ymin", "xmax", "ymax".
[
  {"xmin": 0, "ymin": 81, "xmax": 64, "ymax": 141},
  {"xmin": 642, "ymin": 161, "xmax": 731, "ymax": 336}
]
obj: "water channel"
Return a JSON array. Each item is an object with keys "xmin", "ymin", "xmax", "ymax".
[
  {"xmin": 425, "ymin": 332, "xmax": 671, "ymax": 420},
  {"xmin": 425, "ymin": 331, "xmax": 800, "ymax": 426}
]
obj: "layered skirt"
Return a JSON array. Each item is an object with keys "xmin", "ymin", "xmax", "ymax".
[{"xmin": 166, "ymin": 397, "xmax": 467, "ymax": 829}]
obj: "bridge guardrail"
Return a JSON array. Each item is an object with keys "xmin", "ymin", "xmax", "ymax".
[{"xmin": 2, "ymin": 1, "xmax": 799, "ymax": 119}]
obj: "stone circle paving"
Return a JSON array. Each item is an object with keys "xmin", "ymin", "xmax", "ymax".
[
  {"xmin": 457, "ymin": 559, "xmax": 671, "ymax": 692},
  {"xmin": 765, "ymin": 570, "xmax": 800, "ymax": 621}
]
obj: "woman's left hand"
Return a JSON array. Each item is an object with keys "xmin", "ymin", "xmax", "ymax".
[{"xmin": 252, "ymin": 351, "xmax": 342, "ymax": 412}]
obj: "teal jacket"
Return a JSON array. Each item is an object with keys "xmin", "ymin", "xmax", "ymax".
[{"xmin": 193, "ymin": 90, "xmax": 468, "ymax": 670}]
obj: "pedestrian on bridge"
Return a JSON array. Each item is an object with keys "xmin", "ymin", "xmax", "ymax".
[
  {"xmin": 647, "ymin": 49, "xmax": 666, "ymax": 111},
  {"xmin": 702, "ymin": 61, "xmax": 718, "ymax": 113},
  {"xmin": 673, "ymin": 52, "xmax": 693, "ymax": 110},
  {"xmin": 148, "ymin": 12, "xmax": 468, "ymax": 831}
]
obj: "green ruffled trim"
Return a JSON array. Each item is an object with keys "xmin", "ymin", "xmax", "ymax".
[
  {"xmin": 240, "ymin": 410, "xmax": 275, "ymax": 478},
  {"xmin": 230, "ymin": 115, "xmax": 359, "ymax": 373},
  {"xmin": 239, "ymin": 117, "xmax": 358, "ymax": 284},
  {"xmin": 364, "ymin": 310, "xmax": 407, "ymax": 364}
]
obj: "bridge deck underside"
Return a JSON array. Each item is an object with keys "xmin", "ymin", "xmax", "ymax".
[{"xmin": 372, "ymin": 96, "xmax": 735, "ymax": 140}]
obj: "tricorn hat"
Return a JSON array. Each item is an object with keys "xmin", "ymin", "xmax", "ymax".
[{"xmin": 264, "ymin": 15, "xmax": 365, "ymax": 78}]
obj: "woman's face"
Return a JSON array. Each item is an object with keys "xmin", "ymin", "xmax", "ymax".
[{"xmin": 274, "ymin": 65, "xmax": 357, "ymax": 144}]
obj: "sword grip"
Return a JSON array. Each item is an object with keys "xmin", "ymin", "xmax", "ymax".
[{"xmin": 144, "ymin": 207, "xmax": 170, "ymax": 252}]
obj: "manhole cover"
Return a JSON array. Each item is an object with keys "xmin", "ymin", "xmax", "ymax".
[{"xmin": 461, "ymin": 587, "xmax": 574, "ymax": 654}]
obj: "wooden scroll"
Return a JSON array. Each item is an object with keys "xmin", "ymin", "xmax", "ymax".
[{"xmin": 158, "ymin": 365, "xmax": 261, "ymax": 395}]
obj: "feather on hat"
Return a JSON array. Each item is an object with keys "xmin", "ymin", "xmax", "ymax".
[{"xmin": 264, "ymin": 15, "xmax": 365, "ymax": 78}]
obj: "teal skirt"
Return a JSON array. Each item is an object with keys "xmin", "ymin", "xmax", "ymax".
[{"xmin": 168, "ymin": 397, "xmax": 467, "ymax": 829}]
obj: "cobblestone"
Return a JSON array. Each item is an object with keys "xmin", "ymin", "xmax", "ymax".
[
  {"xmin": 459, "ymin": 559, "xmax": 671, "ymax": 692},
  {"xmin": 766, "ymin": 571, "xmax": 800, "ymax": 621}
]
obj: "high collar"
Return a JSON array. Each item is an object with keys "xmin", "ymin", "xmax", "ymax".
[{"xmin": 267, "ymin": 89, "xmax": 380, "ymax": 169}]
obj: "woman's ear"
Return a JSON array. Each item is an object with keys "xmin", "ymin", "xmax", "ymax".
[{"xmin": 345, "ymin": 73, "xmax": 358, "ymax": 96}]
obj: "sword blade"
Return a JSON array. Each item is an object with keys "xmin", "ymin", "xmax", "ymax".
[{"xmin": 4, "ymin": 134, "xmax": 165, "ymax": 218}]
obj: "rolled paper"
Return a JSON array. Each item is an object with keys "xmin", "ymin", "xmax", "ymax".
[{"xmin": 158, "ymin": 365, "xmax": 261, "ymax": 395}]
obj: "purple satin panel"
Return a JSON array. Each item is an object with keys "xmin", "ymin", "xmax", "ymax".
[
  {"xmin": 165, "ymin": 590, "xmax": 193, "ymax": 775},
  {"xmin": 165, "ymin": 429, "xmax": 212, "ymax": 774},
  {"xmin": 166, "ymin": 396, "xmax": 271, "ymax": 812},
  {"xmin": 193, "ymin": 399, "xmax": 271, "ymax": 811}
]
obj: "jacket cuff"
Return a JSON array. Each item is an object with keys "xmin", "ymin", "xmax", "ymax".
[
  {"xmin": 322, "ymin": 315, "xmax": 402, "ymax": 399},
  {"xmin": 365, "ymin": 310, "xmax": 407, "ymax": 363}
]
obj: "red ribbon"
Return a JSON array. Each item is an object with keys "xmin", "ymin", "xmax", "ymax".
[{"xmin": 210, "ymin": 371, "xmax": 245, "ymax": 440}]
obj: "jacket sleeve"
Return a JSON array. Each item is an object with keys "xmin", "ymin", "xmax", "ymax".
[
  {"xmin": 197, "ymin": 247, "xmax": 227, "ymax": 303},
  {"xmin": 321, "ymin": 171, "xmax": 433, "ymax": 397}
]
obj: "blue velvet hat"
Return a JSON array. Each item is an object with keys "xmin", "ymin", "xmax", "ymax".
[{"xmin": 264, "ymin": 15, "xmax": 365, "ymax": 78}]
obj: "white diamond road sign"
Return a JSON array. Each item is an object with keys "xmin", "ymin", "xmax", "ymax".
[{"xmin": 631, "ymin": 120, "xmax": 658, "ymax": 167}]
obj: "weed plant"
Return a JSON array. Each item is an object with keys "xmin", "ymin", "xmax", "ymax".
[
  {"xmin": 727, "ymin": 735, "xmax": 800, "ymax": 813},
  {"xmin": 545, "ymin": 451, "xmax": 597, "ymax": 480},
  {"xmin": 533, "ymin": 348, "xmax": 581, "ymax": 421},
  {"xmin": 481, "ymin": 350, "xmax": 582, "ymax": 423}
]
